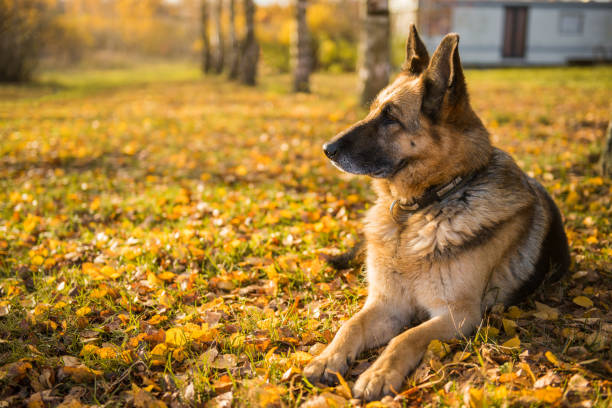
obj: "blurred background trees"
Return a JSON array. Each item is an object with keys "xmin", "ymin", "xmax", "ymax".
[
  {"xmin": 291, "ymin": 0, "xmax": 311, "ymax": 92},
  {"xmin": 358, "ymin": 0, "xmax": 390, "ymax": 106},
  {"xmin": 227, "ymin": 0, "xmax": 239, "ymax": 79},
  {"xmin": 212, "ymin": 0, "xmax": 224, "ymax": 73},
  {"xmin": 200, "ymin": 0, "xmax": 212, "ymax": 73},
  {"xmin": 238, "ymin": 0, "xmax": 258, "ymax": 85},
  {"xmin": 1, "ymin": 0, "xmax": 366, "ymax": 83},
  {"xmin": 0, "ymin": 0, "xmax": 55, "ymax": 82}
]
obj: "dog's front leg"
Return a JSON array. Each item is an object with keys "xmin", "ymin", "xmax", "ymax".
[
  {"xmin": 303, "ymin": 302, "xmax": 404, "ymax": 385},
  {"xmin": 353, "ymin": 303, "xmax": 481, "ymax": 401}
]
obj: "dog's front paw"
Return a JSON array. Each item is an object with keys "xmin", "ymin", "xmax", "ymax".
[
  {"xmin": 303, "ymin": 351, "xmax": 349, "ymax": 385},
  {"xmin": 352, "ymin": 365, "xmax": 404, "ymax": 402}
]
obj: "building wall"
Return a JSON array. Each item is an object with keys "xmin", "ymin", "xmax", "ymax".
[
  {"xmin": 527, "ymin": 6, "xmax": 612, "ymax": 64},
  {"xmin": 448, "ymin": 6, "xmax": 504, "ymax": 64},
  {"xmin": 412, "ymin": 2, "xmax": 612, "ymax": 66}
]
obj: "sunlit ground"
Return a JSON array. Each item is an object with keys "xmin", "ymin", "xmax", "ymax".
[{"xmin": 0, "ymin": 63, "xmax": 610, "ymax": 407}]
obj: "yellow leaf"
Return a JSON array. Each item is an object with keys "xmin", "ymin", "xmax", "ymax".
[
  {"xmin": 587, "ymin": 177, "xmax": 603, "ymax": 186},
  {"xmin": 545, "ymin": 351, "xmax": 560, "ymax": 367},
  {"xmin": 147, "ymin": 315, "xmax": 167, "ymax": 325},
  {"xmin": 265, "ymin": 346, "xmax": 278, "ymax": 363},
  {"xmin": 505, "ymin": 306, "xmax": 523, "ymax": 319},
  {"xmin": 453, "ymin": 351, "xmax": 471, "ymax": 362},
  {"xmin": 428, "ymin": 339, "xmax": 450, "ymax": 359},
  {"xmin": 469, "ymin": 387, "xmax": 485, "ymax": 408},
  {"xmin": 172, "ymin": 347, "xmax": 186, "ymax": 362},
  {"xmin": 493, "ymin": 385, "xmax": 508, "ymax": 399},
  {"xmin": 96, "ymin": 347, "xmax": 117, "ymax": 359},
  {"xmin": 333, "ymin": 370, "xmax": 352, "ymax": 399},
  {"xmin": 90, "ymin": 287, "xmax": 108, "ymax": 299},
  {"xmin": 501, "ymin": 336, "xmax": 520, "ymax": 350},
  {"xmin": 62, "ymin": 365, "xmax": 102, "ymax": 382},
  {"xmin": 80, "ymin": 344, "xmax": 99, "ymax": 357},
  {"xmin": 519, "ymin": 362, "xmax": 536, "ymax": 383},
  {"xmin": 235, "ymin": 165, "xmax": 248, "ymax": 176},
  {"xmin": 151, "ymin": 343, "xmax": 168, "ymax": 357},
  {"xmin": 100, "ymin": 265, "xmax": 121, "ymax": 279},
  {"xmin": 483, "ymin": 326, "xmax": 499, "ymax": 338},
  {"xmin": 31, "ymin": 255, "xmax": 44, "ymax": 266},
  {"xmin": 256, "ymin": 384, "xmax": 285, "ymax": 407},
  {"xmin": 290, "ymin": 351, "xmax": 313, "ymax": 367},
  {"xmin": 573, "ymin": 296, "xmax": 593, "ymax": 308},
  {"xmin": 147, "ymin": 272, "xmax": 162, "ymax": 286},
  {"xmin": 502, "ymin": 319, "xmax": 517, "ymax": 336},
  {"xmin": 82, "ymin": 263, "xmax": 105, "ymax": 280},
  {"xmin": 157, "ymin": 272, "xmax": 176, "ymax": 281},
  {"xmin": 120, "ymin": 350, "xmax": 133, "ymax": 364},
  {"xmin": 498, "ymin": 372, "xmax": 517, "ymax": 383},
  {"xmin": 529, "ymin": 386, "xmax": 563, "ymax": 403},
  {"xmin": 76, "ymin": 306, "xmax": 91, "ymax": 317},
  {"xmin": 165, "ymin": 327, "xmax": 188, "ymax": 347},
  {"xmin": 90, "ymin": 197, "xmax": 101, "ymax": 211}
]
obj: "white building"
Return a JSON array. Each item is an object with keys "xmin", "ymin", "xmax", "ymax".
[{"xmin": 392, "ymin": 0, "xmax": 612, "ymax": 66}]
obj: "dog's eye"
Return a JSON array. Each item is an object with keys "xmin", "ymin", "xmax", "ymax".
[{"xmin": 382, "ymin": 106, "xmax": 399, "ymax": 126}]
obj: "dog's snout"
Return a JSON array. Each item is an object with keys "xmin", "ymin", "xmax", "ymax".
[{"xmin": 323, "ymin": 142, "xmax": 338, "ymax": 159}]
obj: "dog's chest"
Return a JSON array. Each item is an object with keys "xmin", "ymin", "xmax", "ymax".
[
  {"xmin": 364, "ymin": 203, "xmax": 477, "ymax": 308},
  {"xmin": 364, "ymin": 203, "xmax": 464, "ymax": 261}
]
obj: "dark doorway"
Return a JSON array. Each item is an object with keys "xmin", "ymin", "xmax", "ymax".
[{"xmin": 503, "ymin": 6, "xmax": 528, "ymax": 58}]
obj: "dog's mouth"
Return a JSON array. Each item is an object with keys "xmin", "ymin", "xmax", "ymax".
[
  {"xmin": 329, "ymin": 156, "xmax": 411, "ymax": 179},
  {"xmin": 370, "ymin": 168, "xmax": 392, "ymax": 178},
  {"xmin": 388, "ymin": 158, "xmax": 411, "ymax": 178}
]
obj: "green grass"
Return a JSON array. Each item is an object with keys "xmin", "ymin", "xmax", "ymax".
[{"xmin": 0, "ymin": 63, "xmax": 610, "ymax": 407}]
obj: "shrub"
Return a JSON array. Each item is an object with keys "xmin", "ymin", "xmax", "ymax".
[{"xmin": 0, "ymin": 0, "xmax": 52, "ymax": 82}]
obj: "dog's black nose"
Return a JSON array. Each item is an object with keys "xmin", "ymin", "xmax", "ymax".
[{"xmin": 323, "ymin": 142, "xmax": 338, "ymax": 159}]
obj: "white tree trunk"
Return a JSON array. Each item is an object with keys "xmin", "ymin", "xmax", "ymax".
[{"xmin": 358, "ymin": 0, "xmax": 390, "ymax": 106}]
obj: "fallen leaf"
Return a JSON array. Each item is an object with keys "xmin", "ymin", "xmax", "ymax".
[
  {"xmin": 428, "ymin": 339, "xmax": 450, "ymax": 359},
  {"xmin": 213, "ymin": 375, "xmax": 233, "ymax": 394},
  {"xmin": 573, "ymin": 296, "xmax": 594, "ymax": 308},
  {"xmin": 165, "ymin": 327, "xmax": 188, "ymax": 347},
  {"xmin": 501, "ymin": 336, "xmax": 520, "ymax": 351},
  {"xmin": 502, "ymin": 318, "xmax": 517, "ymax": 335}
]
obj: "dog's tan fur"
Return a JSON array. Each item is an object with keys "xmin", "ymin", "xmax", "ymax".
[{"xmin": 304, "ymin": 26, "xmax": 570, "ymax": 401}]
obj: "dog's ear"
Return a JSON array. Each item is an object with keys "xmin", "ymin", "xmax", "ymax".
[
  {"xmin": 402, "ymin": 24, "xmax": 429, "ymax": 75},
  {"xmin": 422, "ymin": 33, "xmax": 467, "ymax": 121}
]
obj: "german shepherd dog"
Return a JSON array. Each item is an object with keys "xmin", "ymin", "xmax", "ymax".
[{"xmin": 304, "ymin": 26, "xmax": 570, "ymax": 401}]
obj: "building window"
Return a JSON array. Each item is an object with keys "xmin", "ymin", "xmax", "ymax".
[{"xmin": 559, "ymin": 11, "xmax": 583, "ymax": 35}]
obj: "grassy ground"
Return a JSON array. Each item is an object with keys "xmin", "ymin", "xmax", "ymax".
[{"xmin": 0, "ymin": 63, "xmax": 610, "ymax": 407}]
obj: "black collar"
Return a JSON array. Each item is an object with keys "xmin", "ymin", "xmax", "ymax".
[{"xmin": 389, "ymin": 169, "xmax": 481, "ymax": 223}]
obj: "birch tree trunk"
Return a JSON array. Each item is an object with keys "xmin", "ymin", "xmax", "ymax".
[
  {"xmin": 292, "ymin": 0, "xmax": 311, "ymax": 93},
  {"xmin": 239, "ymin": 0, "xmax": 259, "ymax": 86},
  {"xmin": 602, "ymin": 116, "xmax": 612, "ymax": 178},
  {"xmin": 358, "ymin": 0, "xmax": 390, "ymax": 106},
  {"xmin": 212, "ymin": 0, "xmax": 224, "ymax": 74},
  {"xmin": 227, "ymin": 0, "xmax": 240, "ymax": 79},
  {"xmin": 201, "ymin": 0, "xmax": 212, "ymax": 73}
]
